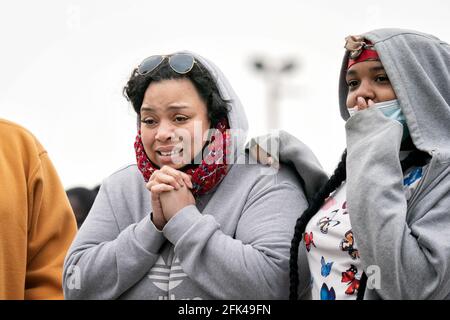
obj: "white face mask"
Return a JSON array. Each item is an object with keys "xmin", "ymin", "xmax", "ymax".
[{"xmin": 347, "ymin": 99, "xmax": 410, "ymax": 140}]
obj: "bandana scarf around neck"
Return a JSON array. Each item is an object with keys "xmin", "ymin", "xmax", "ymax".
[{"xmin": 134, "ymin": 118, "xmax": 230, "ymax": 197}]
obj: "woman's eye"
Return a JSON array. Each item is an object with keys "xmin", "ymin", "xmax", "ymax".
[{"xmin": 174, "ymin": 115, "xmax": 189, "ymax": 123}]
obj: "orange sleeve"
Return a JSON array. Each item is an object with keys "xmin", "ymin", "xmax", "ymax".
[{"xmin": 25, "ymin": 148, "xmax": 77, "ymax": 299}]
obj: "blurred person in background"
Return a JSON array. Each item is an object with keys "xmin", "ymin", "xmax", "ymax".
[{"xmin": 66, "ymin": 185, "xmax": 100, "ymax": 229}]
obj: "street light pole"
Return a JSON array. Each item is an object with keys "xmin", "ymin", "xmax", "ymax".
[{"xmin": 252, "ymin": 57, "xmax": 297, "ymax": 130}]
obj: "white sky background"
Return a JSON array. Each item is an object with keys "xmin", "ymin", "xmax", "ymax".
[{"xmin": 1, "ymin": 0, "xmax": 449, "ymax": 189}]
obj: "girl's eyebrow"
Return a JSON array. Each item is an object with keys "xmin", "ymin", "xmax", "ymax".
[
  {"xmin": 346, "ymin": 70, "xmax": 357, "ymax": 77},
  {"xmin": 369, "ymin": 66, "xmax": 386, "ymax": 72},
  {"xmin": 346, "ymin": 65, "xmax": 386, "ymax": 77}
]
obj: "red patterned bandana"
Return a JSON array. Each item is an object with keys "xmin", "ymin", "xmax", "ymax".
[
  {"xmin": 134, "ymin": 119, "xmax": 230, "ymax": 197},
  {"xmin": 345, "ymin": 36, "xmax": 379, "ymax": 69}
]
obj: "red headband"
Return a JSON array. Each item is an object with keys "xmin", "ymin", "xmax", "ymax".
[
  {"xmin": 345, "ymin": 36, "xmax": 379, "ymax": 69},
  {"xmin": 347, "ymin": 48, "xmax": 379, "ymax": 69}
]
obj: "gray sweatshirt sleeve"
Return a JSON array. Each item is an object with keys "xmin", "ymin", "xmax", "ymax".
[
  {"xmin": 247, "ymin": 130, "xmax": 329, "ymax": 201},
  {"xmin": 162, "ymin": 180, "xmax": 308, "ymax": 299},
  {"xmin": 346, "ymin": 107, "xmax": 450, "ymax": 299},
  {"xmin": 63, "ymin": 183, "xmax": 166, "ymax": 299}
]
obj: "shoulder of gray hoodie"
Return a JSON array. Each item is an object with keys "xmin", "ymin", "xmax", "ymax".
[{"xmin": 274, "ymin": 29, "xmax": 450, "ymax": 299}]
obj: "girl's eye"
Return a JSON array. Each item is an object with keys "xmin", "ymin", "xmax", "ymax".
[
  {"xmin": 376, "ymin": 75, "xmax": 390, "ymax": 83},
  {"xmin": 141, "ymin": 118, "xmax": 157, "ymax": 126},
  {"xmin": 347, "ymin": 79, "xmax": 359, "ymax": 89},
  {"xmin": 174, "ymin": 115, "xmax": 189, "ymax": 123}
]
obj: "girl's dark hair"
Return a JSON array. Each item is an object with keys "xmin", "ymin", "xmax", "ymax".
[
  {"xmin": 123, "ymin": 57, "xmax": 230, "ymax": 127},
  {"xmin": 289, "ymin": 148, "xmax": 430, "ymax": 300},
  {"xmin": 289, "ymin": 150, "xmax": 347, "ymax": 300}
]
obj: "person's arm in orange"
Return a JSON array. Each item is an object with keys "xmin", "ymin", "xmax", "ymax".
[{"xmin": 25, "ymin": 142, "xmax": 77, "ymax": 299}]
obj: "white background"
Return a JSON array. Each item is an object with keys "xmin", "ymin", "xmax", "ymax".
[{"xmin": 1, "ymin": 0, "xmax": 449, "ymax": 189}]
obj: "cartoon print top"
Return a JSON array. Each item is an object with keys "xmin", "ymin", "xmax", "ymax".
[{"xmin": 305, "ymin": 152, "xmax": 428, "ymax": 300}]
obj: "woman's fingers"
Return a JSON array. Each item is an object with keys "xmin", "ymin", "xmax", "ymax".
[
  {"xmin": 147, "ymin": 167, "xmax": 193, "ymax": 190},
  {"xmin": 160, "ymin": 166, "xmax": 193, "ymax": 189},
  {"xmin": 149, "ymin": 172, "xmax": 182, "ymax": 190},
  {"xmin": 150, "ymin": 184, "xmax": 175, "ymax": 194}
]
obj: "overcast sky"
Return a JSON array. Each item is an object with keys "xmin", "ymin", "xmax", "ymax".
[{"xmin": 1, "ymin": 0, "xmax": 449, "ymax": 188}]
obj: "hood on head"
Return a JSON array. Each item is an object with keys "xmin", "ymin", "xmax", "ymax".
[
  {"xmin": 338, "ymin": 28, "xmax": 450, "ymax": 155},
  {"xmin": 175, "ymin": 50, "xmax": 249, "ymax": 157}
]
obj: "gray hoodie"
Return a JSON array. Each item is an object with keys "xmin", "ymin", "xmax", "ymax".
[
  {"xmin": 63, "ymin": 52, "xmax": 328, "ymax": 300},
  {"xmin": 341, "ymin": 29, "xmax": 450, "ymax": 299},
  {"xmin": 270, "ymin": 28, "xmax": 450, "ymax": 299}
]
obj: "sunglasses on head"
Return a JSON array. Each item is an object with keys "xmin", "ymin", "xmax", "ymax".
[{"xmin": 137, "ymin": 53, "xmax": 197, "ymax": 76}]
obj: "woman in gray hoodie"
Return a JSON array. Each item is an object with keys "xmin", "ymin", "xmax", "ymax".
[
  {"xmin": 62, "ymin": 52, "xmax": 327, "ymax": 299},
  {"xmin": 284, "ymin": 29, "xmax": 450, "ymax": 300}
]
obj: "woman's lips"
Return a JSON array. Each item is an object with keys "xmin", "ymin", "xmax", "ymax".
[
  {"xmin": 156, "ymin": 148, "xmax": 185, "ymax": 164},
  {"xmin": 157, "ymin": 149, "xmax": 183, "ymax": 157}
]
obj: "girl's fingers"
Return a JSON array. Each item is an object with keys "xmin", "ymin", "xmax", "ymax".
[
  {"xmin": 250, "ymin": 144, "xmax": 272, "ymax": 165},
  {"xmin": 356, "ymin": 97, "xmax": 368, "ymax": 110},
  {"xmin": 250, "ymin": 144, "xmax": 280, "ymax": 169},
  {"xmin": 368, "ymin": 99, "xmax": 375, "ymax": 107}
]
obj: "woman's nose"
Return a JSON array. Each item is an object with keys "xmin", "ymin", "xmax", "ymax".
[{"xmin": 155, "ymin": 121, "xmax": 176, "ymax": 142}]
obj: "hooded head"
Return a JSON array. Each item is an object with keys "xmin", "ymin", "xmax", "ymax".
[
  {"xmin": 338, "ymin": 28, "xmax": 450, "ymax": 156},
  {"xmin": 123, "ymin": 51, "xmax": 249, "ymax": 194},
  {"xmin": 124, "ymin": 51, "xmax": 248, "ymax": 156}
]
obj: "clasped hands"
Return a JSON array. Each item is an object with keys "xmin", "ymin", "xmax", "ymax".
[{"xmin": 146, "ymin": 166, "xmax": 195, "ymax": 230}]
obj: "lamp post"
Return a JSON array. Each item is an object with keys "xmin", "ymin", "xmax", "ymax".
[{"xmin": 252, "ymin": 57, "xmax": 298, "ymax": 130}]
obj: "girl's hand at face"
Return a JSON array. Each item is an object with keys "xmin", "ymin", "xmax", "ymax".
[{"xmin": 355, "ymin": 97, "xmax": 375, "ymax": 111}]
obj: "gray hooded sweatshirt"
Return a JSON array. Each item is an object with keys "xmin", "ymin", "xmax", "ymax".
[
  {"xmin": 341, "ymin": 29, "xmax": 450, "ymax": 300},
  {"xmin": 267, "ymin": 28, "xmax": 450, "ymax": 299},
  {"xmin": 63, "ymin": 52, "xmax": 328, "ymax": 300}
]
